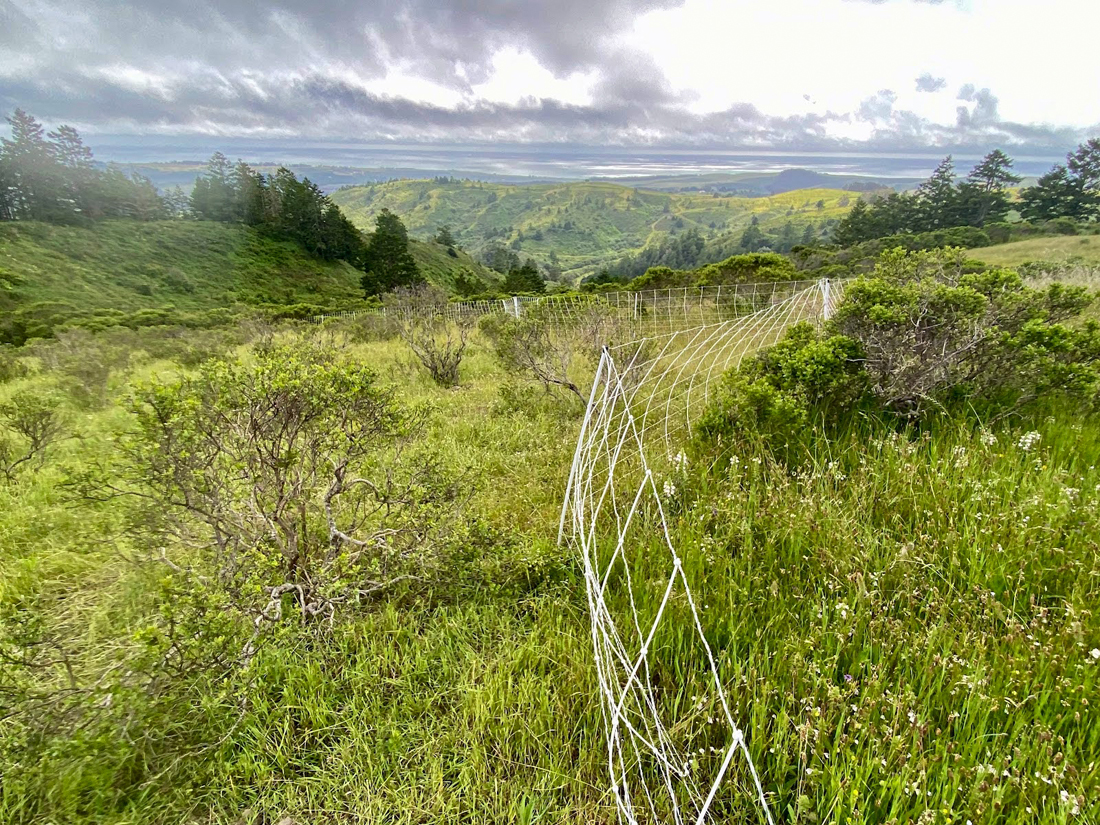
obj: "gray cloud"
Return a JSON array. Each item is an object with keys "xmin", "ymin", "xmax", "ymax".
[
  {"xmin": 915, "ymin": 73, "xmax": 947, "ymax": 93},
  {"xmin": 0, "ymin": 0, "xmax": 1094, "ymax": 155},
  {"xmin": 955, "ymin": 84, "xmax": 999, "ymax": 127},
  {"xmin": 858, "ymin": 89, "xmax": 898, "ymax": 122}
]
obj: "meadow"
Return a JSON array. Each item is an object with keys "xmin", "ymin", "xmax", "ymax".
[
  {"xmin": 975, "ymin": 234, "xmax": 1100, "ymax": 267},
  {"xmin": 1, "ymin": 272, "xmax": 1098, "ymax": 824}
]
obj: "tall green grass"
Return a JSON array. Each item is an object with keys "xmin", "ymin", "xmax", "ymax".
[{"xmin": 0, "ymin": 330, "xmax": 1097, "ymax": 823}]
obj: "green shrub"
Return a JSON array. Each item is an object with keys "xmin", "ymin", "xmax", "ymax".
[
  {"xmin": 696, "ymin": 247, "xmax": 1100, "ymax": 463},
  {"xmin": 1045, "ymin": 216, "xmax": 1080, "ymax": 235},
  {"xmin": 0, "ymin": 390, "xmax": 65, "ymax": 483},
  {"xmin": 0, "ymin": 344, "xmax": 28, "ymax": 384},
  {"xmin": 695, "ymin": 323, "xmax": 867, "ymax": 464},
  {"xmin": 83, "ymin": 342, "xmax": 464, "ymax": 651},
  {"xmin": 694, "ymin": 252, "xmax": 800, "ymax": 286}
]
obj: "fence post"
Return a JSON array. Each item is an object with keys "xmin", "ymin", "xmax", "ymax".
[
  {"xmin": 821, "ymin": 278, "xmax": 832, "ymax": 321},
  {"xmin": 513, "ymin": 296, "xmax": 521, "ymax": 317}
]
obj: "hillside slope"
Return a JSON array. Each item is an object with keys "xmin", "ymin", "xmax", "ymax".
[
  {"xmin": 970, "ymin": 234, "xmax": 1100, "ymax": 267},
  {"xmin": 0, "ymin": 220, "xmax": 491, "ymax": 317},
  {"xmin": 331, "ymin": 179, "xmax": 860, "ymax": 278}
]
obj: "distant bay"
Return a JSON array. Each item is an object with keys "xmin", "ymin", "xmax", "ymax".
[{"xmin": 87, "ymin": 137, "xmax": 1064, "ymax": 183}]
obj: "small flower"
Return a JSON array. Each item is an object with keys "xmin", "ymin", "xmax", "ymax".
[
  {"xmin": 1017, "ymin": 431, "xmax": 1042, "ymax": 452},
  {"xmin": 1090, "ymin": 648, "xmax": 1100, "ymax": 660},
  {"xmin": 663, "ymin": 480, "xmax": 677, "ymax": 498}
]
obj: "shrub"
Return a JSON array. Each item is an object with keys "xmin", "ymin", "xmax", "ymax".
[
  {"xmin": 696, "ymin": 247, "xmax": 1100, "ymax": 462},
  {"xmin": 1045, "ymin": 216, "xmax": 1080, "ymax": 235},
  {"xmin": 80, "ymin": 342, "xmax": 464, "ymax": 659},
  {"xmin": 694, "ymin": 252, "xmax": 800, "ymax": 286},
  {"xmin": 386, "ymin": 285, "xmax": 471, "ymax": 387},
  {"xmin": 833, "ymin": 248, "xmax": 1100, "ymax": 416},
  {"xmin": 31, "ymin": 328, "xmax": 122, "ymax": 409},
  {"xmin": 695, "ymin": 323, "xmax": 867, "ymax": 463},
  {"xmin": 481, "ymin": 301, "xmax": 622, "ymax": 403},
  {"xmin": 0, "ymin": 343, "xmax": 29, "ymax": 384},
  {"xmin": 0, "ymin": 390, "xmax": 65, "ymax": 483}
]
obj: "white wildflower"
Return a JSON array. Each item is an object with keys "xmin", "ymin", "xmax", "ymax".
[
  {"xmin": 663, "ymin": 480, "xmax": 677, "ymax": 498},
  {"xmin": 672, "ymin": 451, "xmax": 689, "ymax": 472},
  {"xmin": 1017, "ymin": 431, "xmax": 1042, "ymax": 452},
  {"xmin": 1090, "ymin": 648, "xmax": 1100, "ymax": 660}
]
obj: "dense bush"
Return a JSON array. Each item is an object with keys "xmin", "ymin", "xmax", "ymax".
[
  {"xmin": 628, "ymin": 252, "xmax": 801, "ymax": 291},
  {"xmin": 696, "ymin": 248, "xmax": 1100, "ymax": 462},
  {"xmin": 480, "ymin": 301, "xmax": 622, "ymax": 403},
  {"xmin": 0, "ymin": 343, "xmax": 28, "ymax": 384}
]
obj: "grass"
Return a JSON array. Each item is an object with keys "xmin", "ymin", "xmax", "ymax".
[
  {"xmin": 0, "ymin": 321, "xmax": 1098, "ymax": 824},
  {"xmin": 975, "ymin": 234, "xmax": 1100, "ymax": 267},
  {"xmin": 331, "ymin": 180, "xmax": 857, "ymax": 278},
  {"xmin": 0, "ymin": 220, "xmax": 491, "ymax": 317}
]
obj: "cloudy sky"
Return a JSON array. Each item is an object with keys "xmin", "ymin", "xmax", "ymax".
[{"xmin": 1, "ymin": 0, "xmax": 1097, "ymax": 154}]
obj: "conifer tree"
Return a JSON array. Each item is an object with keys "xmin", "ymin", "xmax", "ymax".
[{"xmin": 361, "ymin": 209, "xmax": 422, "ymax": 296}]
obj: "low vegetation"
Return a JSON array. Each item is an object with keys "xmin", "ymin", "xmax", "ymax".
[{"xmin": 0, "ymin": 246, "xmax": 1097, "ymax": 823}]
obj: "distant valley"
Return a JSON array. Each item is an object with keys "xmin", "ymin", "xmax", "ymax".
[{"xmin": 330, "ymin": 177, "xmax": 867, "ymax": 278}]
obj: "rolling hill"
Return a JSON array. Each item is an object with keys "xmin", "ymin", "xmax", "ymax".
[
  {"xmin": 0, "ymin": 220, "xmax": 492, "ymax": 318},
  {"xmin": 330, "ymin": 179, "xmax": 865, "ymax": 279}
]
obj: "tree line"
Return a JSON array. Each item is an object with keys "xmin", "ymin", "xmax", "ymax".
[
  {"xmin": 0, "ymin": 110, "xmax": 164, "ymax": 222},
  {"xmin": 835, "ymin": 141, "xmax": 1100, "ymax": 246},
  {"xmin": 189, "ymin": 155, "xmax": 424, "ymax": 295},
  {"xmin": 1, "ymin": 110, "xmax": 425, "ymax": 297}
]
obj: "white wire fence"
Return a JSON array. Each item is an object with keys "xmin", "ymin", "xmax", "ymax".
[
  {"xmin": 319, "ymin": 279, "xmax": 842, "ymax": 339},
  {"xmin": 557, "ymin": 281, "xmax": 842, "ymax": 824}
]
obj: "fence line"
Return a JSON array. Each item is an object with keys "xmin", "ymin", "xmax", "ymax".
[{"xmin": 316, "ymin": 280, "xmax": 842, "ymax": 332}]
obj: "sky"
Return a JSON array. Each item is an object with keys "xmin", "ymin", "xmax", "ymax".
[{"xmin": 1, "ymin": 0, "xmax": 1098, "ymax": 156}]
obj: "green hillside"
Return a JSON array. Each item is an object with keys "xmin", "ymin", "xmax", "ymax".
[
  {"xmin": 0, "ymin": 220, "xmax": 491, "ymax": 316},
  {"xmin": 331, "ymin": 179, "xmax": 861, "ymax": 278},
  {"xmin": 971, "ymin": 234, "xmax": 1100, "ymax": 267}
]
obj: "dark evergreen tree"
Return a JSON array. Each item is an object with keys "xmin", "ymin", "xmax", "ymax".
[
  {"xmin": 958, "ymin": 149, "xmax": 1021, "ymax": 226},
  {"xmin": 833, "ymin": 199, "xmax": 872, "ymax": 246},
  {"xmin": 1020, "ymin": 166, "xmax": 1082, "ymax": 221},
  {"xmin": 1, "ymin": 109, "xmax": 66, "ymax": 222},
  {"xmin": 190, "ymin": 152, "xmax": 237, "ymax": 221},
  {"xmin": 916, "ymin": 156, "xmax": 962, "ymax": 229},
  {"xmin": 503, "ymin": 259, "xmax": 546, "ymax": 294},
  {"xmin": 361, "ymin": 209, "xmax": 421, "ymax": 296},
  {"xmin": 740, "ymin": 216, "xmax": 765, "ymax": 251},
  {"xmin": 164, "ymin": 185, "xmax": 191, "ymax": 218},
  {"xmin": 777, "ymin": 221, "xmax": 798, "ymax": 252},
  {"xmin": 433, "ymin": 225, "xmax": 457, "ymax": 247}
]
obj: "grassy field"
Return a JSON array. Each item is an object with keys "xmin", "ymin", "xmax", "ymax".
[
  {"xmin": 974, "ymin": 234, "xmax": 1100, "ymax": 267},
  {"xmin": 331, "ymin": 179, "xmax": 860, "ymax": 277},
  {"xmin": 0, "ymin": 220, "xmax": 491, "ymax": 316},
  {"xmin": 0, "ymin": 309, "xmax": 1096, "ymax": 823}
]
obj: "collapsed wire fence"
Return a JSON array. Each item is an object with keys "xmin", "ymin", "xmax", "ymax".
[
  {"xmin": 557, "ymin": 280, "xmax": 841, "ymax": 824},
  {"xmin": 328, "ymin": 277, "xmax": 842, "ymax": 821}
]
